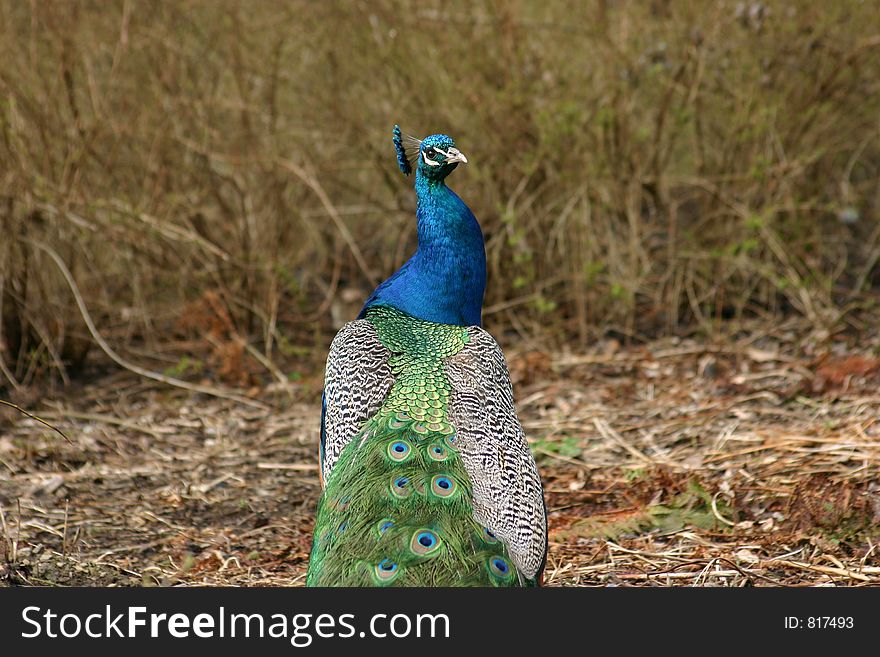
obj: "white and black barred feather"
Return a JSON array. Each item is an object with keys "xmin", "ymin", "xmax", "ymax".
[
  {"xmin": 445, "ymin": 328, "xmax": 548, "ymax": 580},
  {"xmin": 320, "ymin": 320, "xmax": 394, "ymax": 484}
]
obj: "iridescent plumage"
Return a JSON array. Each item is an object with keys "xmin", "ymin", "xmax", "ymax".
[{"xmin": 307, "ymin": 127, "xmax": 546, "ymax": 587}]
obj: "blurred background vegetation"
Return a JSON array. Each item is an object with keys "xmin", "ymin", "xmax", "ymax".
[{"xmin": 1, "ymin": 0, "xmax": 879, "ymax": 391}]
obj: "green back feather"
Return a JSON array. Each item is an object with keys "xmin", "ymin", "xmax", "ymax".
[{"xmin": 307, "ymin": 306, "xmax": 534, "ymax": 587}]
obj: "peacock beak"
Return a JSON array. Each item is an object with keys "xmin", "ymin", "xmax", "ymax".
[{"xmin": 445, "ymin": 147, "xmax": 468, "ymax": 164}]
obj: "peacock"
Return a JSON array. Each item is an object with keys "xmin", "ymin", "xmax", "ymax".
[{"xmin": 306, "ymin": 126, "xmax": 547, "ymax": 587}]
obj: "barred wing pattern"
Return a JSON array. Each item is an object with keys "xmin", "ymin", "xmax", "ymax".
[
  {"xmin": 320, "ymin": 319, "xmax": 547, "ymax": 582},
  {"xmin": 445, "ymin": 327, "xmax": 548, "ymax": 580},
  {"xmin": 320, "ymin": 320, "xmax": 394, "ymax": 485}
]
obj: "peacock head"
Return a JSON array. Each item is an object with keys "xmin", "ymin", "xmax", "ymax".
[{"xmin": 393, "ymin": 125, "xmax": 468, "ymax": 181}]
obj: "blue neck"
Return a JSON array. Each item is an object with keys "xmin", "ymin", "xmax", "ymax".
[{"xmin": 360, "ymin": 169, "xmax": 487, "ymax": 326}]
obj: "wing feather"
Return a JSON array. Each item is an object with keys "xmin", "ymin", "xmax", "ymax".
[
  {"xmin": 320, "ymin": 320, "xmax": 394, "ymax": 484},
  {"xmin": 445, "ymin": 328, "xmax": 548, "ymax": 580}
]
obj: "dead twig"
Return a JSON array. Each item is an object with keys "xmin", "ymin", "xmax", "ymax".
[
  {"xmin": 26, "ymin": 239, "xmax": 269, "ymax": 411},
  {"xmin": 0, "ymin": 399, "xmax": 73, "ymax": 444}
]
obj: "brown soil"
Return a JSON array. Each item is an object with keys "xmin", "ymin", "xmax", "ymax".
[{"xmin": 2, "ymin": 330, "xmax": 879, "ymax": 587}]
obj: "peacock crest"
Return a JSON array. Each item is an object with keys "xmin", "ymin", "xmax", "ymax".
[{"xmin": 393, "ymin": 124, "xmax": 421, "ymax": 176}]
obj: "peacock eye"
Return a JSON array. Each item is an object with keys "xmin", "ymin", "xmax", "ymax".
[{"xmin": 424, "ymin": 146, "xmax": 437, "ymax": 158}]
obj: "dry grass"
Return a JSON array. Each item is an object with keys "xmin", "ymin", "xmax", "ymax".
[
  {"xmin": 2, "ymin": 1, "xmax": 880, "ymax": 386},
  {"xmin": 2, "ymin": 322, "xmax": 878, "ymax": 587}
]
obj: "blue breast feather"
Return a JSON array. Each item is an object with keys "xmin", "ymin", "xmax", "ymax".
[{"xmin": 361, "ymin": 173, "xmax": 486, "ymax": 327}]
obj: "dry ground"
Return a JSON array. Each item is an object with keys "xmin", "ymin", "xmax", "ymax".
[{"xmin": 2, "ymin": 325, "xmax": 879, "ymax": 587}]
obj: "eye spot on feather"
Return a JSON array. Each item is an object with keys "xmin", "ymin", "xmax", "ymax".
[
  {"xmin": 482, "ymin": 527, "xmax": 499, "ymax": 544},
  {"xmin": 386, "ymin": 439, "xmax": 412, "ymax": 462},
  {"xmin": 373, "ymin": 559, "xmax": 401, "ymax": 584},
  {"xmin": 390, "ymin": 476, "xmax": 411, "ymax": 498},
  {"xmin": 376, "ymin": 518, "xmax": 395, "ymax": 537},
  {"xmin": 431, "ymin": 474, "xmax": 457, "ymax": 498},
  {"xmin": 409, "ymin": 529, "xmax": 442, "ymax": 557},
  {"xmin": 487, "ymin": 556, "xmax": 514, "ymax": 581},
  {"xmin": 427, "ymin": 443, "xmax": 448, "ymax": 461}
]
